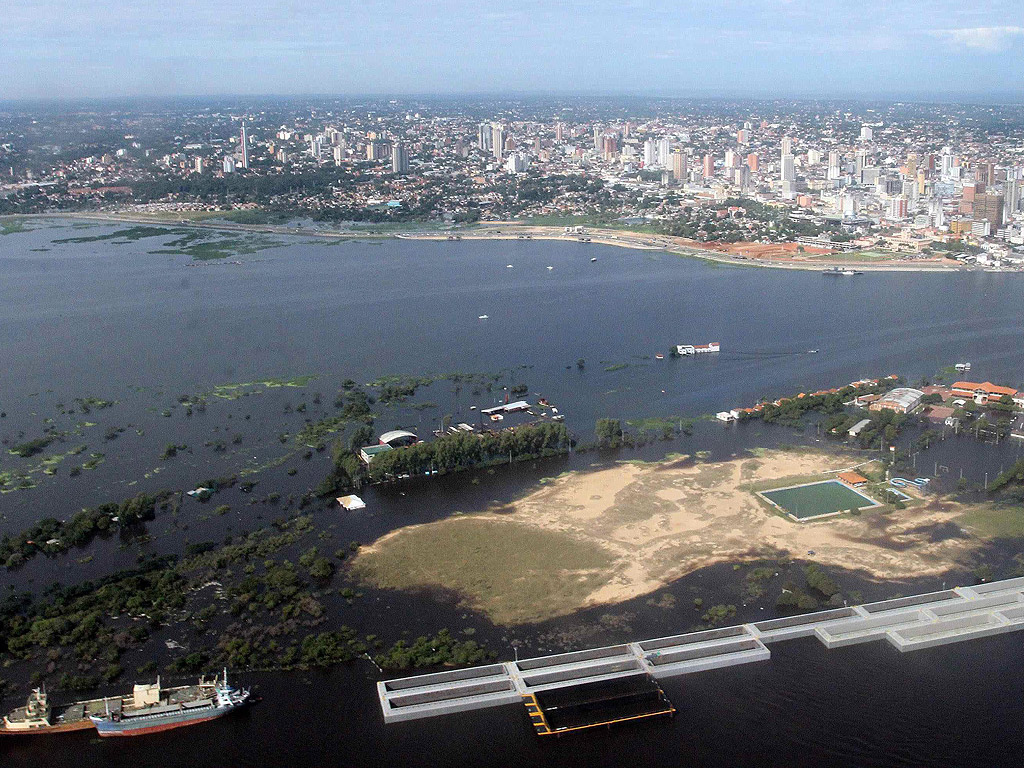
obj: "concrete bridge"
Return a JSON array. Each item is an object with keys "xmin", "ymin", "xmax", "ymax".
[{"xmin": 377, "ymin": 575, "xmax": 1024, "ymax": 724}]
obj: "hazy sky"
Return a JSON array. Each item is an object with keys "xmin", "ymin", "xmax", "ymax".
[{"xmin": 2, "ymin": 0, "xmax": 1023, "ymax": 99}]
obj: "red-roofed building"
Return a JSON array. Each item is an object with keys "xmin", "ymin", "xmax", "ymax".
[{"xmin": 951, "ymin": 381, "xmax": 1021, "ymax": 406}]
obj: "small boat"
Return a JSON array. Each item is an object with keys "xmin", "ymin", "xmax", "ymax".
[
  {"xmin": 506, "ymin": 264, "xmax": 513, "ymax": 269},
  {"xmin": 655, "ymin": 354, "xmax": 665, "ymax": 360},
  {"xmin": 478, "ymin": 315, "xmax": 489, "ymax": 320},
  {"xmin": 590, "ymin": 257, "xmax": 597, "ymax": 262},
  {"xmin": 807, "ymin": 349, "xmax": 818, "ymax": 354},
  {"xmin": 546, "ymin": 266, "xmax": 554, "ymax": 270}
]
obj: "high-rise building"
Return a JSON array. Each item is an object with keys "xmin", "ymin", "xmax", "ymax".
[
  {"xmin": 781, "ymin": 153, "xmax": 796, "ymax": 197},
  {"xmin": 657, "ymin": 138, "xmax": 671, "ymax": 167},
  {"xmin": 860, "ymin": 125, "xmax": 873, "ymax": 141},
  {"xmin": 643, "ymin": 138, "xmax": 657, "ymax": 167},
  {"xmin": 724, "ymin": 149, "xmax": 738, "ymax": 169},
  {"xmin": 392, "ymin": 141, "xmax": 409, "ymax": 174},
  {"xmin": 506, "ymin": 153, "xmax": 528, "ymax": 174},
  {"xmin": 491, "ymin": 124, "xmax": 505, "ymax": 161},
  {"xmin": 888, "ymin": 196, "xmax": 908, "ymax": 219},
  {"xmin": 555, "ymin": 122, "xmax": 564, "ymax": 143},
  {"xmin": 940, "ymin": 148, "xmax": 956, "ymax": 179},
  {"xmin": 702, "ymin": 153, "xmax": 714, "ymax": 179},
  {"xmin": 856, "ymin": 149, "xmax": 868, "ymax": 179},
  {"xmin": 222, "ymin": 156, "xmax": 236, "ymax": 174},
  {"xmin": 737, "ymin": 129, "xmax": 749, "ymax": 144},
  {"xmin": 240, "ymin": 123, "xmax": 250, "ymax": 169},
  {"xmin": 1003, "ymin": 179, "xmax": 1019, "ymax": 220},
  {"xmin": 671, "ymin": 151, "xmax": 688, "ymax": 182},
  {"xmin": 368, "ymin": 139, "xmax": 392, "ymax": 161},
  {"xmin": 194, "ymin": 157, "xmax": 204, "ymax": 174},
  {"xmin": 974, "ymin": 193, "xmax": 1005, "ymax": 229},
  {"xmin": 602, "ymin": 135, "xmax": 619, "ymax": 162},
  {"xmin": 593, "ymin": 125, "xmax": 603, "ymax": 151},
  {"xmin": 333, "ymin": 145, "xmax": 345, "ymax": 166},
  {"xmin": 477, "ymin": 123, "xmax": 492, "ymax": 152},
  {"xmin": 746, "ymin": 153, "xmax": 758, "ymax": 172},
  {"xmin": 976, "ymin": 161, "xmax": 995, "ymax": 186},
  {"xmin": 781, "ymin": 154, "xmax": 796, "ymax": 182},
  {"xmin": 807, "ymin": 149, "xmax": 822, "ymax": 165},
  {"xmin": 781, "ymin": 136, "xmax": 793, "ymax": 158},
  {"xmin": 734, "ymin": 165, "xmax": 750, "ymax": 189}
]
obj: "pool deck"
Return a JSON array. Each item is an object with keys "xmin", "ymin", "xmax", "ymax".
[{"xmin": 377, "ymin": 576, "xmax": 1024, "ymax": 723}]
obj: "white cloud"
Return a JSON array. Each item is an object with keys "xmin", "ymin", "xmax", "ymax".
[{"xmin": 930, "ymin": 25, "xmax": 1024, "ymax": 51}]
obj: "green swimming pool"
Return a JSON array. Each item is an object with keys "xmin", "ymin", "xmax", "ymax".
[{"xmin": 760, "ymin": 479, "xmax": 880, "ymax": 520}]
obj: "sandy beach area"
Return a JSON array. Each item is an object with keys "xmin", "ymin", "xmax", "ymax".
[{"xmin": 354, "ymin": 450, "xmax": 981, "ymax": 624}]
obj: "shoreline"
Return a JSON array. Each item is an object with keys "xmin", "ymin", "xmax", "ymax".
[{"xmin": 10, "ymin": 212, "xmax": 983, "ymax": 272}]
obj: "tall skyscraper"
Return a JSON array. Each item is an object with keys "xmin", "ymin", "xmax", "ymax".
[
  {"xmin": 724, "ymin": 149, "xmax": 738, "ymax": 169},
  {"xmin": 657, "ymin": 138, "xmax": 671, "ymax": 167},
  {"xmin": 240, "ymin": 123, "xmax": 250, "ymax": 169},
  {"xmin": 392, "ymin": 141, "xmax": 409, "ymax": 174},
  {"xmin": 940, "ymin": 148, "xmax": 956, "ymax": 179},
  {"xmin": 602, "ymin": 135, "xmax": 619, "ymax": 162},
  {"xmin": 702, "ymin": 153, "xmax": 714, "ymax": 179},
  {"xmin": 860, "ymin": 125, "xmax": 873, "ymax": 141},
  {"xmin": 781, "ymin": 154, "xmax": 796, "ymax": 182},
  {"xmin": 781, "ymin": 136, "xmax": 793, "ymax": 158},
  {"xmin": 222, "ymin": 156, "xmax": 236, "ymax": 174},
  {"xmin": 856, "ymin": 149, "xmax": 868, "ymax": 178},
  {"xmin": 478, "ymin": 123, "xmax": 492, "ymax": 152},
  {"xmin": 643, "ymin": 138, "xmax": 657, "ymax": 167},
  {"xmin": 974, "ymin": 193, "xmax": 1005, "ymax": 229},
  {"xmin": 593, "ymin": 125, "xmax": 603, "ymax": 151},
  {"xmin": 671, "ymin": 151, "xmax": 688, "ymax": 182},
  {"xmin": 737, "ymin": 129, "xmax": 749, "ymax": 144},
  {"xmin": 746, "ymin": 153, "xmax": 759, "ymax": 173},
  {"xmin": 555, "ymin": 122, "xmax": 564, "ymax": 143},
  {"xmin": 978, "ymin": 161, "xmax": 996, "ymax": 186},
  {"xmin": 491, "ymin": 124, "xmax": 505, "ymax": 161},
  {"xmin": 1004, "ymin": 179, "xmax": 1020, "ymax": 220}
]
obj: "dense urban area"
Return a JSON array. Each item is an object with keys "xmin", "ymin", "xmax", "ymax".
[{"xmin": 1, "ymin": 98, "xmax": 1023, "ymax": 266}]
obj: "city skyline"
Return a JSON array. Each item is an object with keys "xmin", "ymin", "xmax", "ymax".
[{"xmin": 2, "ymin": 0, "xmax": 1024, "ymax": 100}]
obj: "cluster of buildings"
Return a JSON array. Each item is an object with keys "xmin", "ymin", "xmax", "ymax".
[{"xmin": 2, "ymin": 99, "xmax": 1024, "ymax": 263}]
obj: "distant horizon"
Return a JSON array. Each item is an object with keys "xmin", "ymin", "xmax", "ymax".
[
  {"xmin": 3, "ymin": 0, "xmax": 1023, "ymax": 101},
  {"xmin": 2, "ymin": 89, "xmax": 1024, "ymax": 109}
]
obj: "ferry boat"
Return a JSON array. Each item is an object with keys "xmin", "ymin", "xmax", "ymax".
[
  {"xmin": 676, "ymin": 342, "xmax": 720, "ymax": 356},
  {"xmin": 822, "ymin": 267, "xmax": 862, "ymax": 276},
  {"xmin": 89, "ymin": 670, "xmax": 251, "ymax": 737},
  {"xmin": 1, "ymin": 688, "xmax": 101, "ymax": 735}
]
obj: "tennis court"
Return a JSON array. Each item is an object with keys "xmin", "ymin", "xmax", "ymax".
[{"xmin": 759, "ymin": 479, "xmax": 881, "ymax": 520}]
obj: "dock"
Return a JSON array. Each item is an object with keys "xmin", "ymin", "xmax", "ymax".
[{"xmin": 377, "ymin": 576, "xmax": 1024, "ymax": 728}]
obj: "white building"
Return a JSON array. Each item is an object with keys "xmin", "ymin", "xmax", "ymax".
[{"xmin": 506, "ymin": 153, "xmax": 528, "ymax": 174}]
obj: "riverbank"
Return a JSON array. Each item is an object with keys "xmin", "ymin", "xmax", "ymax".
[
  {"xmin": 352, "ymin": 448, "xmax": 982, "ymax": 625},
  {"xmin": 11, "ymin": 212, "xmax": 976, "ymax": 272},
  {"xmin": 403, "ymin": 223, "xmax": 967, "ymax": 272}
]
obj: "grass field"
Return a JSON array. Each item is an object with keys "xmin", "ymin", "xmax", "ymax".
[
  {"xmin": 760, "ymin": 480, "xmax": 880, "ymax": 520},
  {"xmin": 956, "ymin": 503, "xmax": 1024, "ymax": 539},
  {"xmin": 352, "ymin": 517, "xmax": 615, "ymax": 624}
]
